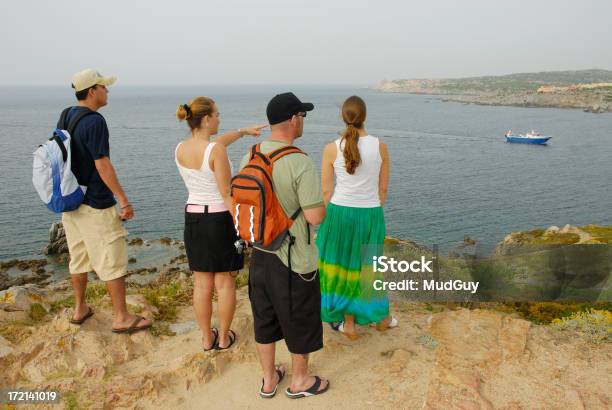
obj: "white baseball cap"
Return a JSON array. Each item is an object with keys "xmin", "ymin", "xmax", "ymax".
[{"xmin": 71, "ymin": 69, "xmax": 116, "ymax": 92}]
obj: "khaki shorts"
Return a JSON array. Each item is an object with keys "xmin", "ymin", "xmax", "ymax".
[{"xmin": 62, "ymin": 204, "xmax": 129, "ymax": 281}]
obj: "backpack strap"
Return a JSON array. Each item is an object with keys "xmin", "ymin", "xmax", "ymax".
[
  {"xmin": 51, "ymin": 130, "xmax": 69, "ymax": 163},
  {"xmin": 250, "ymin": 143, "xmax": 270, "ymax": 165},
  {"xmin": 51, "ymin": 107, "xmax": 100, "ymax": 163},
  {"xmin": 56, "ymin": 107, "xmax": 72, "ymax": 130},
  {"xmin": 66, "ymin": 108, "xmax": 99, "ymax": 136},
  {"xmin": 268, "ymin": 146, "xmax": 306, "ymax": 164}
]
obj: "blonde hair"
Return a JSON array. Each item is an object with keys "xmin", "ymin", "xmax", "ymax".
[
  {"xmin": 340, "ymin": 96, "xmax": 367, "ymax": 175},
  {"xmin": 176, "ymin": 96, "xmax": 216, "ymax": 130}
]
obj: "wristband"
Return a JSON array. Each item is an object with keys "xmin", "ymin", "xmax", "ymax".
[{"xmin": 121, "ymin": 204, "xmax": 132, "ymax": 210}]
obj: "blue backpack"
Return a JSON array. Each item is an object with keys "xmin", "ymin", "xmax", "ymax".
[{"xmin": 32, "ymin": 107, "xmax": 98, "ymax": 213}]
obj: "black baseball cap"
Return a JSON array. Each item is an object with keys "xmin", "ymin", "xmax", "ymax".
[{"xmin": 266, "ymin": 92, "xmax": 314, "ymax": 125}]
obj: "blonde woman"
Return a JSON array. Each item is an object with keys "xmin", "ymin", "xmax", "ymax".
[{"xmin": 175, "ymin": 97, "xmax": 266, "ymax": 350}]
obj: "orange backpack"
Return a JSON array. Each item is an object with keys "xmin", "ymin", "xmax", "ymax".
[{"xmin": 231, "ymin": 144, "xmax": 306, "ymax": 250}]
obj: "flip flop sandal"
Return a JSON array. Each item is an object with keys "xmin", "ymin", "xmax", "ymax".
[
  {"xmin": 337, "ymin": 321, "xmax": 358, "ymax": 340},
  {"xmin": 70, "ymin": 307, "xmax": 94, "ymax": 325},
  {"xmin": 328, "ymin": 321, "xmax": 341, "ymax": 331},
  {"xmin": 215, "ymin": 329, "xmax": 236, "ymax": 350},
  {"xmin": 112, "ymin": 316, "xmax": 152, "ymax": 334},
  {"xmin": 285, "ymin": 376, "xmax": 330, "ymax": 399},
  {"xmin": 259, "ymin": 366, "xmax": 286, "ymax": 398},
  {"xmin": 203, "ymin": 327, "xmax": 219, "ymax": 351},
  {"xmin": 373, "ymin": 316, "xmax": 399, "ymax": 331}
]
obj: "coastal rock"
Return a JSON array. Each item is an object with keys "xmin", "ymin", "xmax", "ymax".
[
  {"xmin": 44, "ymin": 221, "xmax": 68, "ymax": 256},
  {"xmin": 0, "ymin": 270, "xmax": 51, "ymax": 291},
  {"xmin": 169, "ymin": 321, "xmax": 197, "ymax": 335},
  {"xmin": 0, "ymin": 285, "xmax": 50, "ymax": 312},
  {"xmin": 0, "ymin": 284, "xmax": 610, "ymax": 408},
  {"xmin": 125, "ymin": 294, "xmax": 158, "ymax": 316},
  {"xmin": 1, "ymin": 259, "xmax": 47, "ymax": 273},
  {"xmin": 0, "ymin": 309, "xmax": 29, "ymax": 322},
  {"xmin": 376, "ymin": 70, "xmax": 612, "ymax": 113},
  {"xmin": 423, "ymin": 309, "xmax": 530, "ymax": 409},
  {"xmin": 129, "ymin": 237, "xmax": 144, "ymax": 246},
  {"xmin": 0, "ymin": 335, "xmax": 13, "ymax": 358},
  {"xmin": 169, "ymin": 254, "xmax": 188, "ymax": 265},
  {"xmin": 0, "ymin": 291, "xmax": 29, "ymax": 313}
]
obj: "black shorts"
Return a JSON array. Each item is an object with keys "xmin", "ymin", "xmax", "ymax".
[
  {"xmin": 248, "ymin": 248, "xmax": 323, "ymax": 354},
  {"xmin": 184, "ymin": 210, "xmax": 244, "ymax": 273}
]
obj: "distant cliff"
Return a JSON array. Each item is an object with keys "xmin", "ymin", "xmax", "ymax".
[{"xmin": 376, "ymin": 69, "xmax": 612, "ymax": 113}]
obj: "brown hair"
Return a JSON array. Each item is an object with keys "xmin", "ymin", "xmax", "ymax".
[
  {"xmin": 176, "ymin": 96, "xmax": 216, "ymax": 130},
  {"xmin": 340, "ymin": 95, "xmax": 366, "ymax": 174}
]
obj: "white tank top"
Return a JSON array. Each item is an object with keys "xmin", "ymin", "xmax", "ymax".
[
  {"xmin": 330, "ymin": 135, "xmax": 382, "ymax": 208},
  {"xmin": 175, "ymin": 141, "xmax": 230, "ymax": 205}
]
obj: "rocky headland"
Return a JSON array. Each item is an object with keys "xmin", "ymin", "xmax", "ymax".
[
  {"xmin": 0, "ymin": 224, "xmax": 610, "ymax": 409},
  {"xmin": 375, "ymin": 69, "xmax": 612, "ymax": 113}
]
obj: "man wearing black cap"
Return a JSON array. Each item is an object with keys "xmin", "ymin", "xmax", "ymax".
[{"xmin": 240, "ymin": 92, "xmax": 329, "ymax": 398}]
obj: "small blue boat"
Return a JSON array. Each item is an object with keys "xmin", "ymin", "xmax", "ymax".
[{"xmin": 505, "ymin": 130, "xmax": 552, "ymax": 144}]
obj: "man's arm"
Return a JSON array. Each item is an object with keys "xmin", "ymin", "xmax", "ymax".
[
  {"xmin": 321, "ymin": 143, "xmax": 336, "ymax": 206},
  {"xmin": 95, "ymin": 157, "xmax": 133, "ymax": 219},
  {"xmin": 303, "ymin": 206, "xmax": 325, "ymax": 225},
  {"xmin": 296, "ymin": 158, "xmax": 326, "ymax": 226}
]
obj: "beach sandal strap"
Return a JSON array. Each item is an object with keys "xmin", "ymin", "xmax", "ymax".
[
  {"xmin": 260, "ymin": 366, "xmax": 286, "ymax": 397},
  {"xmin": 203, "ymin": 328, "xmax": 219, "ymax": 351},
  {"xmin": 306, "ymin": 376, "xmax": 322, "ymax": 394},
  {"xmin": 70, "ymin": 307, "xmax": 94, "ymax": 324},
  {"xmin": 216, "ymin": 329, "xmax": 236, "ymax": 350},
  {"xmin": 112, "ymin": 316, "xmax": 151, "ymax": 333}
]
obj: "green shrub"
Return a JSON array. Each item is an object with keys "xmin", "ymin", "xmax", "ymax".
[
  {"xmin": 28, "ymin": 303, "xmax": 47, "ymax": 321},
  {"xmin": 551, "ymin": 309, "xmax": 612, "ymax": 343}
]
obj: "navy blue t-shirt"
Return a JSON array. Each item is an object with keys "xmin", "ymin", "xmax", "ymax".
[{"xmin": 66, "ymin": 107, "xmax": 116, "ymax": 209}]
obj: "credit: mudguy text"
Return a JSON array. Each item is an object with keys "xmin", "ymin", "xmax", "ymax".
[{"xmin": 371, "ymin": 256, "xmax": 479, "ymax": 294}]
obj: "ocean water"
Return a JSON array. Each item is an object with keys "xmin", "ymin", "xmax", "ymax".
[{"xmin": 1, "ymin": 85, "xmax": 611, "ymax": 261}]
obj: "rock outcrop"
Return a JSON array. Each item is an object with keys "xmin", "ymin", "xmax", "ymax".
[
  {"xmin": 1, "ymin": 284, "xmax": 610, "ymax": 409},
  {"xmin": 44, "ymin": 221, "xmax": 68, "ymax": 256},
  {"xmin": 375, "ymin": 70, "xmax": 612, "ymax": 113}
]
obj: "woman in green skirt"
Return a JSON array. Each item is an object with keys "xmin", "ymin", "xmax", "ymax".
[{"xmin": 316, "ymin": 96, "xmax": 396, "ymax": 340}]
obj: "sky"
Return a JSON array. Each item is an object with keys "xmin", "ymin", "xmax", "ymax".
[{"xmin": 1, "ymin": 0, "xmax": 611, "ymax": 86}]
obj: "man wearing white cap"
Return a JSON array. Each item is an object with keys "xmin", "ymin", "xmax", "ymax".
[{"xmin": 61, "ymin": 69, "xmax": 152, "ymax": 333}]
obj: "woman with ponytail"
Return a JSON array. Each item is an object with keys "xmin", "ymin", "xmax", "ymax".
[
  {"xmin": 175, "ymin": 96, "xmax": 266, "ymax": 351},
  {"xmin": 316, "ymin": 96, "xmax": 395, "ymax": 340}
]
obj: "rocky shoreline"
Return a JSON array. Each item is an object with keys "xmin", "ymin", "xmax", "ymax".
[
  {"xmin": 0, "ymin": 224, "xmax": 610, "ymax": 408},
  {"xmin": 375, "ymin": 69, "xmax": 612, "ymax": 113}
]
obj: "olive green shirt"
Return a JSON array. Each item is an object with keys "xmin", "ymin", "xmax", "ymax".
[{"xmin": 239, "ymin": 139, "xmax": 324, "ymax": 274}]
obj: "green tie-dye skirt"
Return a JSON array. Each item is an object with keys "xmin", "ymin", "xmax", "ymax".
[{"xmin": 316, "ymin": 203, "xmax": 389, "ymax": 325}]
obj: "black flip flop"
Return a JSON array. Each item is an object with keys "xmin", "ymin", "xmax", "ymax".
[
  {"xmin": 111, "ymin": 316, "xmax": 152, "ymax": 334},
  {"xmin": 259, "ymin": 366, "xmax": 286, "ymax": 398},
  {"xmin": 203, "ymin": 327, "xmax": 219, "ymax": 351},
  {"xmin": 70, "ymin": 307, "xmax": 94, "ymax": 325},
  {"xmin": 328, "ymin": 321, "xmax": 341, "ymax": 331},
  {"xmin": 215, "ymin": 329, "xmax": 236, "ymax": 350},
  {"xmin": 285, "ymin": 376, "xmax": 330, "ymax": 399}
]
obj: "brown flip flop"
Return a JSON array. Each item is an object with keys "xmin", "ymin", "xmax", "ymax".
[
  {"xmin": 70, "ymin": 307, "xmax": 94, "ymax": 325},
  {"xmin": 112, "ymin": 316, "xmax": 152, "ymax": 334}
]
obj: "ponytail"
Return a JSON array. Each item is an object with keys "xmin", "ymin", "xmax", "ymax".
[
  {"xmin": 342, "ymin": 124, "xmax": 361, "ymax": 175},
  {"xmin": 340, "ymin": 96, "xmax": 367, "ymax": 175}
]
